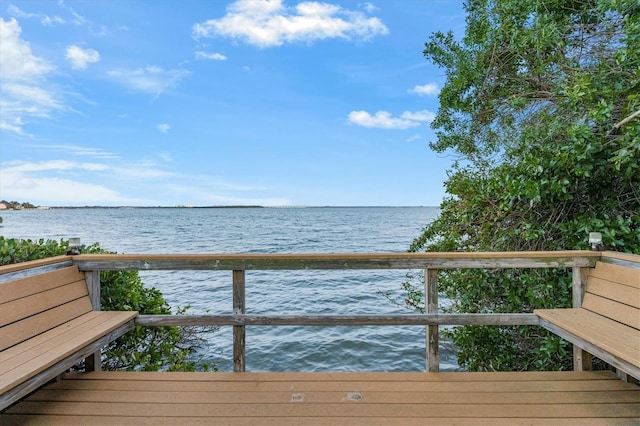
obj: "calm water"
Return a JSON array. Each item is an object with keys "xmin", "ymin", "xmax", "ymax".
[{"xmin": 0, "ymin": 207, "xmax": 459, "ymax": 371}]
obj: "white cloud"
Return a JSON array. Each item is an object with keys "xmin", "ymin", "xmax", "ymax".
[
  {"xmin": 0, "ymin": 18, "xmax": 66, "ymax": 135},
  {"xmin": 0, "ymin": 159, "xmax": 165, "ymax": 205},
  {"xmin": 409, "ymin": 83, "xmax": 439, "ymax": 96},
  {"xmin": 107, "ymin": 66, "xmax": 190, "ymax": 97},
  {"xmin": 192, "ymin": 0, "xmax": 388, "ymax": 47},
  {"xmin": 195, "ymin": 51, "xmax": 227, "ymax": 60},
  {"xmin": 7, "ymin": 159, "xmax": 109, "ymax": 173},
  {"xmin": 65, "ymin": 45, "xmax": 100, "ymax": 69},
  {"xmin": 33, "ymin": 144, "xmax": 119, "ymax": 159},
  {"xmin": 360, "ymin": 2, "xmax": 378, "ymax": 13},
  {"xmin": 1, "ymin": 174, "xmax": 127, "ymax": 204},
  {"xmin": 348, "ymin": 109, "xmax": 435, "ymax": 129},
  {"xmin": 7, "ymin": 5, "xmax": 38, "ymax": 19},
  {"xmin": 41, "ymin": 15, "xmax": 66, "ymax": 26},
  {"xmin": 157, "ymin": 123, "xmax": 171, "ymax": 134},
  {"xmin": 0, "ymin": 18, "xmax": 52, "ymax": 80},
  {"xmin": 58, "ymin": 0, "xmax": 87, "ymax": 26},
  {"xmin": 8, "ymin": 4, "xmax": 66, "ymax": 26}
]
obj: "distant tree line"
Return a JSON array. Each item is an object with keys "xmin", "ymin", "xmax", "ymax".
[{"xmin": 0, "ymin": 200, "xmax": 37, "ymax": 210}]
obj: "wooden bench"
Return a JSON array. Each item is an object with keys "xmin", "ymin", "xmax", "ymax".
[
  {"xmin": 0, "ymin": 265, "xmax": 137, "ymax": 411},
  {"xmin": 535, "ymin": 260, "xmax": 640, "ymax": 380}
]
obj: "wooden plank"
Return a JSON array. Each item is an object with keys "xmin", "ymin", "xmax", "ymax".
[
  {"xmin": 6, "ymin": 399, "xmax": 638, "ymax": 419},
  {"xmin": 43, "ymin": 375, "xmax": 633, "ymax": 393},
  {"xmin": 0, "ymin": 311, "xmax": 137, "ymax": 394},
  {"xmin": 0, "ymin": 415, "xmax": 631, "ymax": 426},
  {"xmin": 581, "ymin": 292, "xmax": 640, "ymax": 329},
  {"xmin": 601, "ymin": 251, "xmax": 640, "ymax": 265},
  {"xmin": 537, "ymin": 316, "xmax": 640, "ymax": 379},
  {"xmin": 135, "ymin": 313, "xmax": 540, "ymax": 327},
  {"xmin": 233, "ymin": 270, "xmax": 245, "ymax": 373},
  {"xmin": 71, "ymin": 251, "xmax": 599, "ymax": 271},
  {"xmin": 425, "ymin": 268, "xmax": 439, "ymax": 372},
  {"xmin": 0, "ymin": 261, "xmax": 74, "ymax": 284},
  {"xmin": 83, "ymin": 270, "xmax": 102, "ymax": 371},
  {"xmin": 0, "ymin": 319, "xmax": 135, "ymax": 411},
  {"xmin": 0, "ymin": 256, "xmax": 72, "ymax": 275},
  {"xmin": 0, "ymin": 266, "xmax": 85, "ymax": 304},
  {"xmin": 572, "ymin": 267, "xmax": 591, "ymax": 371},
  {"xmin": 586, "ymin": 276, "xmax": 640, "ymax": 309},
  {"xmin": 25, "ymin": 388, "xmax": 640, "ymax": 405},
  {"xmin": 535, "ymin": 309, "xmax": 640, "ymax": 358},
  {"xmin": 0, "ymin": 297, "xmax": 93, "ymax": 351},
  {"xmin": 62, "ymin": 369, "xmax": 621, "ymax": 382},
  {"xmin": 589, "ymin": 261, "xmax": 640, "ymax": 288},
  {"xmin": 1, "ymin": 280, "xmax": 89, "ymax": 327}
]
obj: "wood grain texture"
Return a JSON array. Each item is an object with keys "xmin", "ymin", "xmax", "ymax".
[
  {"xmin": 0, "ymin": 266, "xmax": 85, "ymax": 305},
  {"xmin": 0, "ymin": 256, "xmax": 72, "ymax": 275},
  {"xmin": 71, "ymin": 251, "xmax": 599, "ymax": 271},
  {"xmin": 2, "ymin": 370, "xmax": 637, "ymax": 424},
  {"xmin": 590, "ymin": 261, "xmax": 640, "ymax": 288},
  {"xmin": 536, "ymin": 310, "xmax": 640, "ymax": 379},
  {"xmin": 134, "ymin": 313, "xmax": 540, "ymax": 327},
  {"xmin": 581, "ymin": 292, "xmax": 640, "ymax": 329}
]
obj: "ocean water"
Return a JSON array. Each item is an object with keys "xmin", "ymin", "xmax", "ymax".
[{"xmin": 0, "ymin": 206, "xmax": 460, "ymax": 371}]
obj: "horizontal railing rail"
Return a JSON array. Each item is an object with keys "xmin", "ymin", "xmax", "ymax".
[
  {"xmin": 135, "ymin": 313, "xmax": 541, "ymax": 327},
  {"xmin": 72, "ymin": 250, "xmax": 599, "ymax": 271},
  {"xmin": 63, "ymin": 251, "xmax": 603, "ymax": 372}
]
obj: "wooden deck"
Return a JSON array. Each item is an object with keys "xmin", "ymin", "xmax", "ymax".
[{"xmin": 2, "ymin": 370, "xmax": 638, "ymax": 425}]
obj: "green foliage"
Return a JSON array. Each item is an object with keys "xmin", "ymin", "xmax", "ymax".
[
  {"xmin": 0, "ymin": 236, "xmax": 214, "ymax": 371},
  {"xmin": 410, "ymin": 0, "xmax": 640, "ymax": 371}
]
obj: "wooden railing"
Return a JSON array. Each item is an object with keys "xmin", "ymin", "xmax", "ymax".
[{"xmin": 61, "ymin": 251, "xmax": 604, "ymax": 372}]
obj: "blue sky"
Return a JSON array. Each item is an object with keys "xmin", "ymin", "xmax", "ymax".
[{"xmin": 0, "ymin": 0, "xmax": 465, "ymax": 207}]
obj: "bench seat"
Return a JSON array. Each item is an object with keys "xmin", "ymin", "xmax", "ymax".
[
  {"xmin": 535, "ymin": 260, "xmax": 640, "ymax": 380},
  {"xmin": 0, "ymin": 265, "xmax": 137, "ymax": 411},
  {"xmin": 536, "ymin": 308, "xmax": 640, "ymax": 379}
]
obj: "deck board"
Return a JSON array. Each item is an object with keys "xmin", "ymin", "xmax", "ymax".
[{"xmin": 2, "ymin": 371, "xmax": 638, "ymax": 424}]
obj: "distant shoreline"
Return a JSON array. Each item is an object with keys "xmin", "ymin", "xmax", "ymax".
[{"xmin": 3, "ymin": 205, "xmax": 435, "ymax": 210}]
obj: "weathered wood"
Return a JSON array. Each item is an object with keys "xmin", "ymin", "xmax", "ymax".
[
  {"xmin": 2, "ymin": 370, "xmax": 637, "ymax": 424},
  {"xmin": 600, "ymin": 250, "xmax": 640, "ymax": 267},
  {"xmin": 233, "ymin": 270, "xmax": 246, "ymax": 373},
  {"xmin": 0, "ymin": 260, "xmax": 74, "ymax": 283},
  {"xmin": 84, "ymin": 271, "xmax": 102, "ymax": 372},
  {"xmin": 425, "ymin": 268, "xmax": 439, "ymax": 372},
  {"xmin": 0, "ymin": 256, "xmax": 72, "ymax": 276},
  {"xmin": 71, "ymin": 251, "xmax": 599, "ymax": 271},
  {"xmin": 571, "ymin": 267, "xmax": 591, "ymax": 371},
  {"xmin": 135, "ymin": 313, "xmax": 540, "ymax": 327}
]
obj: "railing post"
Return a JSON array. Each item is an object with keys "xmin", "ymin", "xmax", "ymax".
[
  {"xmin": 425, "ymin": 268, "xmax": 439, "ymax": 372},
  {"xmin": 84, "ymin": 270, "xmax": 101, "ymax": 371},
  {"xmin": 572, "ymin": 266, "xmax": 592, "ymax": 371},
  {"xmin": 233, "ymin": 270, "xmax": 246, "ymax": 372}
]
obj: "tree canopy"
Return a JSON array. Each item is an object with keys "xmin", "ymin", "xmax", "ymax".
[{"xmin": 410, "ymin": 0, "xmax": 639, "ymax": 371}]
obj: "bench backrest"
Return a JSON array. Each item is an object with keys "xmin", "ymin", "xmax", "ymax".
[
  {"xmin": 0, "ymin": 266, "xmax": 93, "ymax": 351},
  {"xmin": 583, "ymin": 261, "xmax": 640, "ymax": 330}
]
